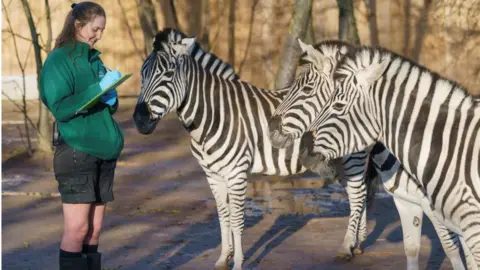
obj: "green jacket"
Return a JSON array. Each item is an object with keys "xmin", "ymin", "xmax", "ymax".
[{"xmin": 39, "ymin": 40, "xmax": 124, "ymax": 160}]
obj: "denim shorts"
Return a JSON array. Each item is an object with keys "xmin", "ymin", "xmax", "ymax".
[{"xmin": 53, "ymin": 142, "xmax": 117, "ymax": 203}]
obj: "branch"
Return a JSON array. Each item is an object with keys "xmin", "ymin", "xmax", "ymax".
[
  {"xmin": 209, "ymin": 0, "xmax": 228, "ymax": 52},
  {"xmin": 228, "ymin": 0, "xmax": 236, "ymax": 66},
  {"xmin": 2, "ymin": 1, "xmax": 25, "ymax": 73},
  {"xmin": 119, "ymin": 0, "xmax": 145, "ymax": 61},
  {"xmin": 45, "ymin": 0, "xmax": 52, "ymax": 53},
  {"xmin": 170, "ymin": 0, "xmax": 180, "ymax": 30},
  {"xmin": 238, "ymin": 0, "xmax": 259, "ymax": 75},
  {"xmin": 21, "ymin": 0, "xmax": 43, "ymax": 76},
  {"xmin": 1, "ymin": 91, "xmax": 38, "ymax": 134}
]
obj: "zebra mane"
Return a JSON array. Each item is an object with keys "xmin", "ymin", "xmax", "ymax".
[
  {"xmin": 299, "ymin": 40, "xmax": 356, "ymax": 66},
  {"xmin": 152, "ymin": 28, "xmax": 239, "ymax": 80},
  {"xmin": 335, "ymin": 46, "xmax": 480, "ymax": 106}
]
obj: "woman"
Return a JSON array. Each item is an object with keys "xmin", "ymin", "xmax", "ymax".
[{"xmin": 39, "ymin": 2, "xmax": 124, "ymax": 270}]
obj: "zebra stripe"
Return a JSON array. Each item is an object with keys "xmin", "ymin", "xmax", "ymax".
[
  {"xmin": 270, "ymin": 40, "xmax": 467, "ymax": 269},
  {"xmin": 302, "ymin": 45, "xmax": 479, "ymax": 268}
]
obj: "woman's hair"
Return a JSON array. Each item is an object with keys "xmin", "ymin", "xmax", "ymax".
[{"xmin": 54, "ymin": 2, "xmax": 106, "ymax": 49}]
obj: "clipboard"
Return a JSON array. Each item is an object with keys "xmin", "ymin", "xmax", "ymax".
[{"xmin": 76, "ymin": 73, "xmax": 132, "ymax": 114}]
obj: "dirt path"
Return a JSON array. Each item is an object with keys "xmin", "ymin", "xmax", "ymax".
[{"xmin": 2, "ymin": 99, "xmax": 455, "ymax": 269}]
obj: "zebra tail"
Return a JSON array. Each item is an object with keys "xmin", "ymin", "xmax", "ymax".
[{"xmin": 365, "ymin": 155, "xmax": 379, "ymax": 210}]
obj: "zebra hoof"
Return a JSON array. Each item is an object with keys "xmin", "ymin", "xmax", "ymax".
[
  {"xmin": 335, "ymin": 252, "xmax": 353, "ymax": 262},
  {"xmin": 214, "ymin": 261, "xmax": 229, "ymax": 270},
  {"xmin": 353, "ymin": 248, "xmax": 363, "ymax": 255}
]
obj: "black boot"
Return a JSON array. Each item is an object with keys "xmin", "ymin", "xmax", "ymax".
[
  {"xmin": 59, "ymin": 254, "xmax": 88, "ymax": 270},
  {"xmin": 85, "ymin": 252, "xmax": 101, "ymax": 270}
]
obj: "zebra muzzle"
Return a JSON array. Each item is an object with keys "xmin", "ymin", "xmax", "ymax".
[
  {"xmin": 268, "ymin": 115, "xmax": 294, "ymax": 148},
  {"xmin": 299, "ymin": 131, "xmax": 335, "ymax": 177}
]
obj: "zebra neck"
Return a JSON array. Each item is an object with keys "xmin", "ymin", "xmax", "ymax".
[{"xmin": 374, "ymin": 64, "xmax": 479, "ymax": 186}]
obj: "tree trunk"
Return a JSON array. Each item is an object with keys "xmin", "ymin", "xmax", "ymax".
[
  {"xmin": 199, "ymin": 0, "xmax": 210, "ymax": 50},
  {"xmin": 412, "ymin": 0, "xmax": 432, "ymax": 61},
  {"xmin": 403, "ymin": 0, "xmax": 411, "ymax": 56},
  {"xmin": 238, "ymin": 0, "xmax": 260, "ymax": 76},
  {"xmin": 22, "ymin": 0, "xmax": 52, "ymax": 153},
  {"xmin": 337, "ymin": 0, "xmax": 360, "ymax": 45},
  {"xmin": 228, "ymin": 0, "xmax": 236, "ymax": 67},
  {"xmin": 366, "ymin": 0, "xmax": 378, "ymax": 46},
  {"xmin": 4, "ymin": 0, "xmax": 34, "ymax": 155},
  {"xmin": 158, "ymin": 0, "xmax": 180, "ymax": 29},
  {"xmin": 305, "ymin": 8, "xmax": 316, "ymax": 45},
  {"xmin": 136, "ymin": 0, "xmax": 158, "ymax": 55},
  {"xmin": 260, "ymin": 0, "xmax": 274, "ymax": 88},
  {"xmin": 275, "ymin": 0, "xmax": 313, "ymax": 89}
]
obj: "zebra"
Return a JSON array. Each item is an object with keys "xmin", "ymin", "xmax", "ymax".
[
  {"xmin": 268, "ymin": 39, "xmax": 469, "ymax": 270},
  {"xmin": 269, "ymin": 40, "xmax": 377, "ymax": 260},
  {"xmin": 299, "ymin": 44, "xmax": 479, "ymax": 268},
  {"xmin": 132, "ymin": 29, "xmax": 373, "ymax": 270}
]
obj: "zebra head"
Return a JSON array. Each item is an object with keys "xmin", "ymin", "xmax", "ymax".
[
  {"xmin": 300, "ymin": 49, "xmax": 390, "ymax": 174},
  {"xmin": 133, "ymin": 28, "xmax": 194, "ymax": 134},
  {"xmin": 269, "ymin": 39, "xmax": 353, "ymax": 149}
]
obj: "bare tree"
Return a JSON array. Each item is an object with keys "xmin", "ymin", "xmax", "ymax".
[
  {"xmin": 412, "ymin": 0, "xmax": 433, "ymax": 61},
  {"xmin": 238, "ymin": 0, "xmax": 260, "ymax": 75},
  {"xmin": 228, "ymin": 0, "xmax": 236, "ymax": 66},
  {"xmin": 403, "ymin": 0, "xmax": 411, "ymax": 56},
  {"xmin": 118, "ymin": 0, "xmax": 145, "ymax": 61},
  {"xmin": 158, "ymin": 0, "xmax": 180, "ymax": 29},
  {"xmin": 22, "ymin": 0, "xmax": 52, "ymax": 153},
  {"xmin": 3, "ymin": 1, "xmax": 34, "ymax": 155},
  {"xmin": 305, "ymin": 8, "xmax": 316, "ymax": 45},
  {"xmin": 275, "ymin": 0, "xmax": 313, "ymax": 89},
  {"xmin": 337, "ymin": 0, "xmax": 360, "ymax": 45},
  {"xmin": 365, "ymin": 0, "xmax": 378, "ymax": 46},
  {"xmin": 199, "ymin": 0, "xmax": 210, "ymax": 50},
  {"xmin": 135, "ymin": 0, "xmax": 158, "ymax": 55},
  {"xmin": 44, "ymin": 0, "xmax": 52, "ymax": 53}
]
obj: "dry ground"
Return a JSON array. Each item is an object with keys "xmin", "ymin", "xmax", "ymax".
[{"xmin": 2, "ymin": 98, "xmax": 457, "ymax": 269}]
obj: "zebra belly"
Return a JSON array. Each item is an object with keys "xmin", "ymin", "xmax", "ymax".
[{"xmin": 249, "ymin": 139, "xmax": 306, "ymax": 176}]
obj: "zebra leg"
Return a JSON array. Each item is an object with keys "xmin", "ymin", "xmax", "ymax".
[
  {"xmin": 432, "ymin": 225, "xmax": 465, "ymax": 270},
  {"xmin": 228, "ymin": 174, "xmax": 248, "ymax": 270},
  {"xmin": 459, "ymin": 235, "xmax": 476, "ymax": 270},
  {"xmin": 338, "ymin": 171, "xmax": 367, "ymax": 261},
  {"xmin": 393, "ymin": 197, "xmax": 423, "ymax": 270},
  {"xmin": 420, "ymin": 203, "xmax": 466, "ymax": 270},
  {"xmin": 461, "ymin": 219, "xmax": 480, "ymax": 270},
  {"xmin": 353, "ymin": 206, "xmax": 368, "ymax": 255},
  {"xmin": 207, "ymin": 176, "xmax": 233, "ymax": 270}
]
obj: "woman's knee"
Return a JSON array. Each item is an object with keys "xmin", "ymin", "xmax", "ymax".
[
  {"xmin": 64, "ymin": 222, "xmax": 89, "ymax": 242},
  {"xmin": 86, "ymin": 223, "xmax": 103, "ymax": 241}
]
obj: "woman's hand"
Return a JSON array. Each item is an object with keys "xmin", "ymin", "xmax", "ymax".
[
  {"xmin": 99, "ymin": 70, "xmax": 121, "ymax": 91},
  {"xmin": 100, "ymin": 90, "xmax": 117, "ymax": 106}
]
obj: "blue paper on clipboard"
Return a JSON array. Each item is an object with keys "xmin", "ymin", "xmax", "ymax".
[{"xmin": 76, "ymin": 73, "xmax": 132, "ymax": 114}]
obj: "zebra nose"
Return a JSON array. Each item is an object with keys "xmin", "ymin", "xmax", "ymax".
[
  {"xmin": 268, "ymin": 115, "xmax": 282, "ymax": 133},
  {"xmin": 134, "ymin": 102, "xmax": 150, "ymax": 118},
  {"xmin": 269, "ymin": 115, "xmax": 294, "ymax": 148},
  {"xmin": 300, "ymin": 131, "xmax": 314, "ymax": 155},
  {"xmin": 299, "ymin": 131, "xmax": 333, "ymax": 176}
]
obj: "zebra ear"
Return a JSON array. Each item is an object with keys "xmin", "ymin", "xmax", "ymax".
[
  {"xmin": 171, "ymin": 37, "xmax": 196, "ymax": 56},
  {"xmin": 297, "ymin": 38, "xmax": 326, "ymax": 72},
  {"xmin": 357, "ymin": 58, "xmax": 389, "ymax": 87}
]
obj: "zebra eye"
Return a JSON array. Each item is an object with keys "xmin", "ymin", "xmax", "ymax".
[
  {"xmin": 302, "ymin": 85, "xmax": 314, "ymax": 94},
  {"xmin": 332, "ymin": 102, "xmax": 347, "ymax": 111},
  {"xmin": 164, "ymin": 70, "xmax": 174, "ymax": 77}
]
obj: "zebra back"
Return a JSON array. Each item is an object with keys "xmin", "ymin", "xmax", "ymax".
[{"xmin": 152, "ymin": 28, "xmax": 239, "ymax": 80}]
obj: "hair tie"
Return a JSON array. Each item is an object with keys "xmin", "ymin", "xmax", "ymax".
[{"xmin": 71, "ymin": 3, "xmax": 76, "ymax": 9}]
